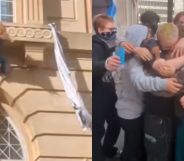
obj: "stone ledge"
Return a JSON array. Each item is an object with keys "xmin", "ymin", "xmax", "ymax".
[
  {"xmin": 0, "ymin": 69, "xmax": 92, "ymax": 98},
  {"xmin": 4, "ymin": 23, "xmax": 53, "ymax": 43},
  {"xmin": 34, "ymin": 135, "xmax": 92, "ymax": 159},
  {"xmin": 4, "ymin": 23, "xmax": 92, "ymax": 51},
  {"xmin": 26, "ymin": 112, "xmax": 91, "ymax": 141},
  {"xmin": 37, "ymin": 159, "xmax": 92, "ymax": 161}
]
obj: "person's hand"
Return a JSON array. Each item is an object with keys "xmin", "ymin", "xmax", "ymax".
[
  {"xmin": 180, "ymin": 96, "xmax": 184, "ymax": 108},
  {"xmin": 152, "ymin": 59, "xmax": 176, "ymax": 77},
  {"xmin": 0, "ymin": 33, "xmax": 9, "ymax": 40},
  {"xmin": 105, "ymin": 55, "xmax": 121, "ymax": 72},
  {"xmin": 171, "ymin": 38, "xmax": 184, "ymax": 58},
  {"xmin": 151, "ymin": 46, "xmax": 161, "ymax": 59},
  {"xmin": 166, "ymin": 78, "xmax": 183, "ymax": 94},
  {"xmin": 120, "ymin": 41, "xmax": 135, "ymax": 54},
  {"xmin": 134, "ymin": 47, "xmax": 153, "ymax": 61}
]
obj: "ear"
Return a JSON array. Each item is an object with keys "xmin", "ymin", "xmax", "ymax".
[{"xmin": 97, "ymin": 27, "xmax": 103, "ymax": 34}]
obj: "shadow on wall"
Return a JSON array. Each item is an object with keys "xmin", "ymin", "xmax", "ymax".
[
  {"xmin": 0, "ymin": 0, "xmax": 92, "ymax": 116},
  {"xmin": 43, "ymin": 0, "xmax": 62, "ymax": 30},
  {"xmin": 65, "ymin": 49, "xmax": 92, "ymax": 115},
  {"xmin": 0, "ymin": 41, "xmax": 58, "ymax": 90},
  {"xmin": 53, "ymin": 22, "xmax": 92, "ymax": 115},
  {"xmin": 0, "ymin": 30, "xmax": 70, "ymax": 106},
  {"xmin": 0, "ymin": 23, "xmax": 92, "ymax": 116}
]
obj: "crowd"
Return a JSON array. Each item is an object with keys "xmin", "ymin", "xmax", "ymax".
[{"xmin": 93, "ymin": 11, "xmax": 184, "ymax": 161}]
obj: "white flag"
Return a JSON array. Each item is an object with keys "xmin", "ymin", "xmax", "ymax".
[{"xmin": 49, "ymin": 24, "xmax": 92, "ymax": 130}]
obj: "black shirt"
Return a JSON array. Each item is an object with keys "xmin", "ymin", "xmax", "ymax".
[{"xmin": 92, "ymin": 35, "xmax": 116, "ymax": 102}]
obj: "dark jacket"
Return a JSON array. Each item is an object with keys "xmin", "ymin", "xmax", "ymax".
[{"xmin": 92, "ymin": 35, "xmax": 116, "ymax": 103}]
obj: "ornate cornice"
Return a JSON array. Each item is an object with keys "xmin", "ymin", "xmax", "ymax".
[{"xmin": 5, "ymin": 24, "xmax": 53, "ymax": 43}]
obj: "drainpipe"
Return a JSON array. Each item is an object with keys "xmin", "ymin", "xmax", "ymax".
[{"xmin": 167, "ymin": 0, "xmax": 174, "ymax": 22}]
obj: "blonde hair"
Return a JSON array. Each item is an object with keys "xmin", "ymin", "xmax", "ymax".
[
  {"xmin": 0, "ymin": 22, "xmax": 11, "ymax": 41},
  {"xmin": 157, "ymin": 23, "xmax": 179, "ymax": 40},
  {"xmin": 0, "ymin": 22, "xmax": 6, "ymax": 34}
]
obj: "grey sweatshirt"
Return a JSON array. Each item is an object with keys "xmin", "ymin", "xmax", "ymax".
[{"xmin": 115, "ymin": 24, "xmax": 167, "ymax": 119}]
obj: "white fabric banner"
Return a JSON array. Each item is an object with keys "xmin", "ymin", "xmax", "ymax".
[{"xmin": 49, "ymin": 24, "xmax": 92, "ymax": 130}]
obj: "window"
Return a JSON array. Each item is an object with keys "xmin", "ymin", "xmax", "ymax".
[
  {"xmin": 0, "ymin": 112, "xmax": 24, "ymax": 160},
  {"xmin": 138, "ymin": 0, "xmax": 169, "ymax": 22},
  {"xmin": 0, "ymin": 0, "xmax": 14, "ymax": 22}
]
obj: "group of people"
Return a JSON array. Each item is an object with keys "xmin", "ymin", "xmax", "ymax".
[{"xmin": 93, "ymin": 10, "xmax": 184, "ymax": 161}]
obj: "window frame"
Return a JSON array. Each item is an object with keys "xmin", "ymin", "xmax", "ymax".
[
  {"xmin": 0, "ymin": 0, "xmax": 15, "ymax": 23},
  {"xmin": 0, "ymin": 113, "xmax": 25, "ymax": 161}
]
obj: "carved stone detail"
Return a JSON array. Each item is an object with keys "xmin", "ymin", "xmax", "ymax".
[
  {"xmin": 6, "ymin": 25, "xmax": 53, "ymax": 42},
  {"xmin": 26, "ymin": 28, "xmax": 35, "ymax": 38}
]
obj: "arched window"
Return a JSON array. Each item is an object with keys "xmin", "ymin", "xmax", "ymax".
[
  {"xmin": 0, "ymin": 0, "xmax": 14, "ymax": 22},
  {"xmin": 0, "ymin": 111, "xmax": 25, "ymax": 161}
]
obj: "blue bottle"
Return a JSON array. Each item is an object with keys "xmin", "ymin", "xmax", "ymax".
[{"xmin": 116, "ymin": 46, "xmax": 125, "ymax": 65}]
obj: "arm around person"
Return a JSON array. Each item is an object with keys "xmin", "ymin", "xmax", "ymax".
[{"xmin": 128, "ymin": 57, "xmax": 182, "ymax": 94}]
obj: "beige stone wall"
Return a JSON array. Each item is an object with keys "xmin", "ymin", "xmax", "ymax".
[
  {"xmin": 15, "ymin": 0, "xmax": 92, "ymax": 33},
  {"xmin": 0, "ymin": 65, "xmax": 92, "ymax": 161},
  {"xmin": 43, "ymin": 0, "xmax": 92, "ymax": 33},
  {"xmin": 0, "ymin": 0, "xmax": 92, "ymax": 160}
]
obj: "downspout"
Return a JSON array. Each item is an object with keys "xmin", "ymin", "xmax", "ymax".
[{"xmin": 168, "ymin": 0, "xmax": 174, "ymax": 22}]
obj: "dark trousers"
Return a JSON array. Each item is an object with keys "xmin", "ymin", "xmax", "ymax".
[
  {"xmin": 119, "ymin": 116, "xmax": 145, "ymax": 161},
  {"xmin": 144, "ymin": 114, "xmax": 175, "ymax": 161},
  {"xmin": 174, "ymin": 94, "xmax": 184, "ymax": 161},
  {"xmin": 93, "ymin": 90, "xmax": 120, "ymax": 161},
  {"xmin": 144, "ymin": 93, "xmax": 175, "ymax": 161},
  {"xmin": 0, "ymin": 56, "xmax": 7, "ymax": 74},
  {"xmin": 176, "ymin": 117, "xmax": 184, "ymax": 161},
  {"xmin": 102, "ymin": 108, "xmax": 121, "ymax": 158}
]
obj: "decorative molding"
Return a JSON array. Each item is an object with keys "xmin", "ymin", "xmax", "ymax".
[
  {"xmin": 5, "ymin": 24, "xmax": 53, "ymax": 43},
  {"xmin": 60, "ymin": 0, "xmax": 77, "ymax": 20},
  {"xmin": 85, "ymin": 0, "xmax": 92, "ymax": 33}
]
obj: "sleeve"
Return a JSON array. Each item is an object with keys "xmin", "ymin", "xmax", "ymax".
[
  {"xmin": 128, "ymin": 57, "xmax": 167, "ymax": 92},
  {"xmin": 141, "ymin": 38, "xmax": 158, "ymax": 49},
  {"xmin": 141, "ymin": 38, "xmax": 159, "ymax": 68},
  {"xmin": 92, "ymin": 42, "xmax": 107, "ymax": 78}
]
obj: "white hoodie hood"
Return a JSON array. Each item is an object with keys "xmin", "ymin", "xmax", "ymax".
[{"xmin": 125, "ymin": 24, "xmax": 148, "ymax": 47}]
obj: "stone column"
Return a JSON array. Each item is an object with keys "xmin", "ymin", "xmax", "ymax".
[
  {"xmin": 13, "ymin": 0, "xmax": 52, "ymax": 68},
  {"xmin": 25, "ymin": 0, "xmax": 44, "ymax": 24}
]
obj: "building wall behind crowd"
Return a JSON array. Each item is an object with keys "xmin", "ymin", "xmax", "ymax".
[
  {"xmin": 92, "ymin": 0, "xmax": 139, "ymax": 36},
  {"xmin": 174, "ymin": 0, "xmax": 184, "ymax": 16}
]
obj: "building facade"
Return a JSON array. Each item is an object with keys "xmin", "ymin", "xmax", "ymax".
[
  {"xmin": 93, "ymin": 0, "xmax": 139, "ymax": 35},
  {"xmin": 0, "ymin": 0, "xmax": 92, "ymax": 161}
]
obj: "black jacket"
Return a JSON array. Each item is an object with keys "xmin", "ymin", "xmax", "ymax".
[{"xmin": 92, "ymin": 35, "xmax": 116, "ymax": 100}]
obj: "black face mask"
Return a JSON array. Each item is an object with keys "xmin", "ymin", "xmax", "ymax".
[{"xmin": 99, "ymin": 30, "xmax": 117, "ymax": 41}]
